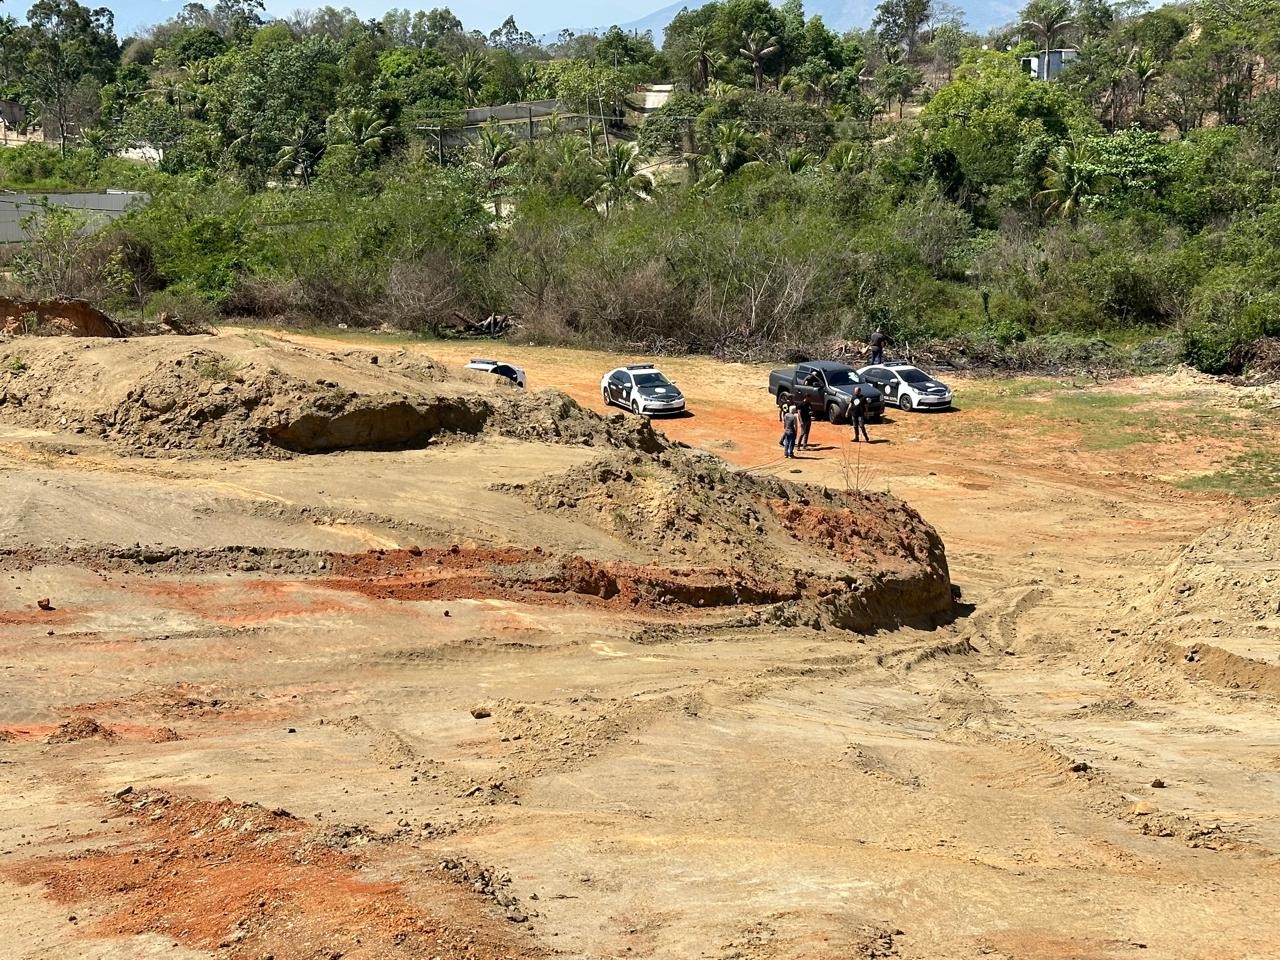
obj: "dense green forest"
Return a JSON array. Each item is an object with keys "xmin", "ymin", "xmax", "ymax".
[{"xmin": 2, "ymin": 0, "xmax": 1278, "ymax": 371}]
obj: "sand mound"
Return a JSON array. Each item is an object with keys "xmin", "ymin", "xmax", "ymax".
[
  {"xmin": 0, "ymin": 334, "xmax": 661, "ymax": 456},
  {"xmin": 1124, "ymin": 505, "xmax": 1280, "ymax": 696},
  {"xmin": 498, "ymin": 447, "xmax": 953, "ymax": 631},
  {"xmin": 1143, "ymin": 505, "xmax": 1280, "ymax": 637}
]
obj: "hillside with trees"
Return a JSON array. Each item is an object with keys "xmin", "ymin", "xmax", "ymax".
[{"xmin": 1, "ymin": 0, "xmax": 1278, "ymax": 372}]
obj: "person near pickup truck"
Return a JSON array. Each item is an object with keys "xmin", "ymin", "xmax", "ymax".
[
  {"xmin": 798, "ymin": 401, "xmax": 812, "ymax": 449},
  {"xmin": 869, "ymin": 329, "xmax": 893, "ymax": 364},
  {"xmin": 780, "ymin": 404, "xmax": 799, "ymax": 458},
  {"xmin": 850, "ymin": 387, "xmax": 871, "ymax": 443}
]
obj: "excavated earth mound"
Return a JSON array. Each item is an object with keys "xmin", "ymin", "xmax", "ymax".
[
  {"xmin": 0, "ymin": 296, "xmax": 127, "ymax": 338},
  {"xmin": 498, "ymin": 448, "xmax": 954, "ymax": 631},
  {"xmin": 0, "ymin": 334, "xmax": 660, "ymax": 456},
  {"xmin": 1126, "ymin": 503, "xmax": 1280, "ymax": 695}
]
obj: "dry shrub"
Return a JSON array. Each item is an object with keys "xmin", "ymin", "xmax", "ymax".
[
  {"xmin": 547, "ymin": 257, "xmax": 688, "ymax": 346},
  {"xmin": 224, "ymin": 275, "xmax": 304, "ymax": 319},
  {"xmin": 382, "ymin": 255, "xmax": 468, "ymax": 333}
]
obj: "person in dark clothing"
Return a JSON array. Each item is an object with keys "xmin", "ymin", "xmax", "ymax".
[
  {"xmin": 869, "ymin": 328, "xmax": 894, "ymax": 365},
  {"xmin": 798, "ymin": 402, "xmax": 812, "ymax": 449},
  {"xmin": 781, "ymin": 404, "xmax": 799, "ymax": 458},
  {"xmin": 850, "ymin": 387, "xmax": 871, "ymax": 442}
]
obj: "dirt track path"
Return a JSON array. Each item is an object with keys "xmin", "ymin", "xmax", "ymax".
[{"xmin": 2, "ymin": 330, "xmax": 1278, "ymax": 960}]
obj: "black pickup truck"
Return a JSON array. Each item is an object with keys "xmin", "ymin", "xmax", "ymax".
[{"xmin": 768, "ymin": 360, "xmax": 885, "ymax": 423}]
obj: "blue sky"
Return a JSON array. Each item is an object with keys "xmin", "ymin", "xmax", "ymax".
[{"xmin": 103, "ymin": 1, "xmax": 655, "ymax": 37}]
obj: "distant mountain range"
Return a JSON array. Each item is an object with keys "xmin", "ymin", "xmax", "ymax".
[{"xmin": 557, "ymin": 0, "xmax": 1023, "ymax": 45}]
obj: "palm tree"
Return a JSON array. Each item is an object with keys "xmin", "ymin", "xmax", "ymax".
[
  {"xmin": 586, "ymin": 142, "xmax": 654, "ymax": 217},
  {"xmin": 809, "ymin": 73, "xmax": 838, "ymax": 107},
  {"xmin": 685, "ymin": 25, "xmax": 717, "ymax": 92},
  {"xmin": 825, "ymin": 141, "xmax": 862, "ymax": 173},
  {"xmin": 739, "ymin": 30, "xmax": 780, "ymax": 91},
  {"xmin": 454, "ymin": 51, "xmax": 487, "ymax": 107},
  {"xmin": 708, "ymin": 120, "xmax": 761, "ymax": 175},
  {"xmin": 470, "ymin": 123, "xmax": 521, "ymax": 218},
  {"xmin": 707, "ymin": 79, "xmax": 736, "ymax": 100},
  {"xmin": 81, "ymin": 127, "xmax": 112, "ymax": 159},
  {"xmin": 1129, "ymin": 46, "xmax": 1161, "ymax": 108},
  {"xmin": 327, "ymin": 107, "xmax": 396, "ymax": 158},
  {"xmin": 274, "ymin": 119, "xmax": 323, "ymax": 186},
  {"xmin": 1023, "ymin": 3, "xmax": 1074, "ymax": 79},
  {"xmin": 781, "ymin": 148, "xmax": 816, "ymax": 175},
  {"xmin": 1037, "ymin": 138, "xmax": 1106, "ymax": 220},
  {"xmin": 146, "ymin": 73, "xmax": 189, "ymax": 114}
]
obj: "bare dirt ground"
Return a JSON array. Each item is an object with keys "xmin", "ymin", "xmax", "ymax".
[{"xmin": 2, "ymin": 328, "xmax": 1279, "ymax": 960}]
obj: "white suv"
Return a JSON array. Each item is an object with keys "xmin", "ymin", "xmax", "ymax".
[{"xmin": 600, "ymin": 365, "xmax": 686, "ymax": 416}]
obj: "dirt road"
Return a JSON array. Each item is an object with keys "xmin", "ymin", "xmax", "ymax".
[{"xmin": 2, "ymin": 329, "xmax": 1278, "ymax": 960}]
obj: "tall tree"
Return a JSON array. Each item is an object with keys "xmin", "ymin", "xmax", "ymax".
[
  {"xmin": 739, "ymin": 29, "xmax": 779, "ymax": 90},
  {"xmin": 1022, "ymin": 1, "xmax": 1074, "ymax": 79},
  {"xmin": 873, "ymin": 0, "xmax": 932, "ymax": 60},
  {"xmin": 1128, "ymin": 46, "xmax": 1160, "ymax": 109},
  {"xmin": 469, "ymin": 123, "xmax": 520, "ymax": 217},
  {"xmin": 20, "ymin": 0, "xmax": 118, "ymax": 156},
  {"xmin": 685, "ymin": 25, "xmax": 718, "ymax": 91}
]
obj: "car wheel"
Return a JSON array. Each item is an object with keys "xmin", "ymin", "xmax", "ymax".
[
  {"xmin": 602, "ymin": 387, "xmax": 610, "ymax": 404},
  {"xmin": 826, "ymin": 401, "xmax": 844, "ymax": 424},
  {"xmin": 631, "ymin": 399, "xmax": 643, "ymax": 415},
  {"xmin": 899, "ymin": 394, "xmax": 913, "ymax": 412}
]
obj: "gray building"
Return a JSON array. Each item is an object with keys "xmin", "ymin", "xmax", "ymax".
[
  {"xmin": 0, "ymin": 190, "xmax": 148, "ymax": 244},
  {"xmin": 1020, "ymin": 49, "xmax": 1078, "ymax": 81}
]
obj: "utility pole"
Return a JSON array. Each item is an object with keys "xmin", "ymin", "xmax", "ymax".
[{"xmin": 596, "ymin": 83, "xmax": 611, "ymax": 149}]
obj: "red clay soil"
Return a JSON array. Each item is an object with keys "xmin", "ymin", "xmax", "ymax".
[
  {"xmin": 319, "ymin": 551, "xmax": 800, "ymax": 610},
  {"xmin": 132, "ymin": 578, "xmax": 362, "ymax": 626},
  {"xmin": 327, "ymin": 546, "xmax": 546, "ymax": 578},
  {"xmin": 768, "ymin": 498, "xmax": 948, "ymax": 574},
  {"xmin": 9, "ymin": 791, "xmax": 540, "ymax": 960},
  {"xmin": 0, "ymin": 606, "xmax": 75, "ymax": 626}
]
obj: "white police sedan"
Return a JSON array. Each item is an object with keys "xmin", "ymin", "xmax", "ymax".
[
  {"xmin": 856, "ymin": 362, "xmax": 953, "ymax": 412},
  {"xmin": 600, "ymin": 365, "xmax": 686, "ymax": 416}
]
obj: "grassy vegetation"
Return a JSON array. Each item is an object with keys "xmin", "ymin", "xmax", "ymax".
[
  {"xmin": 1178, "ymin": 451, "xmax": 1280, "ymax": 499},
  {"xmin": 194, "ymin": 357, "xmax": 244, "ymax": 381},
  {"xmin": 966, "ymin": 380, "xmax": 1248, "ymax": 451}
]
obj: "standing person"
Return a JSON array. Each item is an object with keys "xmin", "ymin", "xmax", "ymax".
[
  {"xmin": 798, "ymin": 401, "xmax": 812, "ymax": 450},
  {"xmin": 781, "ymin": 404, "xmax": 799, "ymax": 459},
  {"xmin": 869, "ymin": 328, "xmax": 894, "ymax": 365},
  {"xmin": 850, "ymin": 387, "xmax": 871, "ymax": 443},
  {"xmin": 776, "ymin": 389, "xmax": 788, "ymax": 422}
]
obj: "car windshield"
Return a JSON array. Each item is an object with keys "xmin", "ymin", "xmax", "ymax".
[
  {"xmin": 899, "ymin": 368, "xmax": 932, "ymax": 383},
  {"xmin": 823, "ymin": 369, "xmax": 857, "ymax": 386},
  {"xmin": 634, "ymin": 373, "xmax": 673, "ymax": 387}
]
